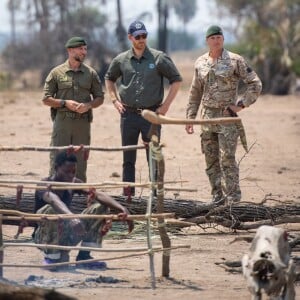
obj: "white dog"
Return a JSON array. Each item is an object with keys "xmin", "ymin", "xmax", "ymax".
[{"xmin": 242, "ymin": 225, "xmax": 295, "ymax": 300}]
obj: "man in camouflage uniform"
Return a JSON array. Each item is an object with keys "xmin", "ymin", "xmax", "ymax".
[
  {"xmin": 42, "ymin": 37, "xmax": 104, "ymax": 182},
  {"xmin": 34, "ymin": 150, "xmax": 132, "ymax": 270},
  {"xmin": 185, "ymin": 25, "xmax": 262, "ymax": 204}
]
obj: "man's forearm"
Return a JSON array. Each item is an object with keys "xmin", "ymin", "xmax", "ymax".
[
  {"xmin": 157, "ymin": 81, "xmax": 181, "ymax": 115},
  {"xmin": 42, "ymin": 96, "xmax": 62, "ymax": 108},
  {"xmin": 163, "ymin": 81, "xmax": 181, "ymax": 107},
  {"xmin": 90, "ymin": 96, "xmax": 104, "ymax": 108},
  {"xmin": 96, "ymin": 191, "xmax": 125, "ymax": 212},
  {"xmin": 42, "ymin": 191, "xmax": 73, "ymax": 214},
  {"xmin": 105, "ymin": 80, "xmax": 119, "ymax": 103}
]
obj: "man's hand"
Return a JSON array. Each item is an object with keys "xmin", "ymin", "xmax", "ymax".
[
  {"xmin": 75, "ymin": 102, "xmax": 92, "ymax": 114},
  {"xmin": 227, "ymin": 105, "xmax": 243, "ymax": 114},
  {"xmin": 185, "ymin": 124, "xmax": 194, "ymax": 134},
  {"xmin": 113, "ymin": 100, "xmax": 125, "ymax": 114},
  {"xmin": 156, "ymin": 103, "xmax": 168, "ymax": 116},
  {"xmin": 117, "ymin": 212, "xmax": 134, "ymax": 233},
  {"xmin": 101, "ymin": 218, "xmax": 113, "ymax": 236},
  {"xmin": 59, "ymin": 100, "xmax": 92, "ymax": 113},
  {"xmin": 70, "ymin": 218, "xmax": 86, "ymax": 238},
  {"xmin": 64, "ymin": 100, "xmax": 81, "ymax": 112}
]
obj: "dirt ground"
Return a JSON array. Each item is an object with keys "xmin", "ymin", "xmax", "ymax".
[{"xmin": 0, "ymin": 62, "xmax": 300, "ymax": 299}]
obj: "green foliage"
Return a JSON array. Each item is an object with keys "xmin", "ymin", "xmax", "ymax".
[
  {"xmin": 291, "ymin": 58, "xmax": 300, "ymax": 76},
  {"xmin": 0, "ymin": 72, "xmax": 12, "ymax": 90},
  {"xmin": 65, "ymin": 6, "xmax": 107, "ymax": 37},
  {"xmin": 2, "ymin": 3, "xmax": 110, "ymax": 83},
  {"xmin": 214, "ymin": 0, "xmax": 300, "ymax": 94},
  {"xmin": 171, "ymin": 0, "xmax": 197, "ymax": 26}
]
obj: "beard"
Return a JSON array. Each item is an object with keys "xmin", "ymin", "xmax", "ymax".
[
  {"xmin": 74, "ymin": 54, "xmax": 85, "ymax": 63},
  {"xmin": 133, "ymin": 41, "xmax": 146, "ymax": 51}
]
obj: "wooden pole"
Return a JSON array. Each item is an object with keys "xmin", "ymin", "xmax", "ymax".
[
  {"xmin": 0, "ymin": 215, "xmax": 3, "ymax": 278},
  {"xmin": 3, "ymin": 242, "xmax": 190, "ymax": 253},
  {"xmin": 147, "ymin": 142, "xmax": 156, "ymax": 289},
  {"xmin": 0, "ymin": 179, "xmax": 190, "ymax": 191},
  {"xmin": 0, "ymin": 145, "xmax": 146, "ymax": 152},
  {"xmin": 0, "ymin": 245, "xmax": 191, "ymax": 269},
  {"xmin": 142, "ymin": 109, "xmax": 241, "ymax": 125},
  {"xmin": 150, "ymin": 134, "xmax": 171, "ymax": 277},
  {"xmin": 0, "ymin": 210, "xmax": 175, "ymax": 222}
]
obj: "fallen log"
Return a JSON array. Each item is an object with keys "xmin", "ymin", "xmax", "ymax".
[
  {"xmin": 1, "ymin": 193, "xmax": 300, "ymax": 229},
  {"xmin": 0, "ymin": 192, "xmax": 213, "ymax": 222}
]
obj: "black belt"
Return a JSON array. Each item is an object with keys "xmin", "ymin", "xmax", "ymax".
[
  {"xmin": 63, "ymin": 111, "xmax": 89, "ymax": 119},
  {"xmin": 125, "ymin": 104, "xmax": 159, "ymax": 114}
]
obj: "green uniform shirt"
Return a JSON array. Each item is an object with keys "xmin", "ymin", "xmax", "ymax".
[
  {"xmin": 43, "ymin": 60, "xmax": 104, "ymax": 105},
  {"xmin": 105, "ymin": 47, "xmax": 182, "ymax": 108}
]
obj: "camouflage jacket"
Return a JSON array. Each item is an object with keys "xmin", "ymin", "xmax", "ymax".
[{"xmin": 186, "ymin": 49, "xmax": 262, "ymax": 119}]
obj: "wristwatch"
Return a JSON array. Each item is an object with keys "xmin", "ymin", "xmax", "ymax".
[
  {"xmin": 60, "ymin": 99, "xmax": 66, "ymax": 108},
  {"xmin": 237, "ymin": 100, "xmax": 245, "ymax": 109}
]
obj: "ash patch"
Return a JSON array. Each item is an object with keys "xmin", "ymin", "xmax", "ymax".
[
  {"xmin": 25, "ymin": 274, "xmax": 127, "ymax": 289},
  {"xmin": 25, "ymin": 275, "xmax": 80, "ymax": 288}
]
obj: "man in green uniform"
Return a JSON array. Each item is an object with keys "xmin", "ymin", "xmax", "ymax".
[
  {"xmin": 42, "ymin": 36, "xmax": 104, "ymax": 182},
  {"xmin": 34, "ymin": 150, "xmax": 132, "ymax": 270},
  {"xmin": 105, "ymin": 21, "xmax": 182, "ymax": 196},
  {"xmin": 185, "ymin": 25, "xmax": 262, "ymax": 205}
]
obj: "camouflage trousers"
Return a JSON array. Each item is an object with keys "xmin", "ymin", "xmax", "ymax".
[
  {"xmin": 200, "ymin": 107, "xmax": 241, "ymax": 201},
  {"xmin": 34, "ymin": 202, "xmax": 107, "ymax": 259}
]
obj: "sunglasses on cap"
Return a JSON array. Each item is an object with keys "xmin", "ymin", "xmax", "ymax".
[{"xmin": 134, "ymin": 33, "xmax": 148, "ymax": 40}]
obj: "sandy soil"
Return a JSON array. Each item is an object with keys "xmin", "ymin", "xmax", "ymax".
[{"xmin": 0, "ymin": 71, "xmax": 300, "ymax": 299}]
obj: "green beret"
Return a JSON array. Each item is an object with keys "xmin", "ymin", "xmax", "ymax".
[
  {"xmin": 65, "ymin": 37, "xmax": 87, "ymax": 48},
  {"xmin": 206, "ymin": 25, "xmax": 223, "ymax": 38}
]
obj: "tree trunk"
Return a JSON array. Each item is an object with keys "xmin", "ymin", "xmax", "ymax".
[{"xmin": 1, "ymin": 193, "xmax": 300, "ymax": 230}]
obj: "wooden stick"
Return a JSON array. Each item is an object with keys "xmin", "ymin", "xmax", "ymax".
[
  {"xmin": 0, "ymin": 145, "xmax": 146, "ymax": 152},
  {"xmin": 0, "ymin": 183, "xmax": 152, "ymax": 190},
  {"xmin": 164, "ymin": 187, "xmax": 197, "ymax": 192},
  {"xmin": 0, "ymin": 245, "xmax": 191, "ymax": 268},
  {"xmin": 147, "ymin": 142, "xmax": 156, "ymax": 289},
  {"xmin": 0, "ymin": 184, "xmax": 196, "ymax": 193},
  {"xmin": 0, "ymin": 179, "xmax": 188, "ymax": 189},
  {"xmin": 3, "ymin": 242, "xmax": 189, "ymax": 252},
  {"xmin": 150, "ymin": 133, "xmax": 171, "ymax": 278},
  {"xmin": 142, "ymin": 109, "xmax": 241, "ymax": 125},
  {"xmin": 0, "ymin": 210, "xmax": 175, "ymax": 221},
  {"xmin": 0, "ymin": 215, "xmax": 3, "ymax": 277}
]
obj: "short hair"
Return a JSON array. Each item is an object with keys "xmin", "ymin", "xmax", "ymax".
[{"xmin": 54, "ymin": 150, "xmax": 77, "ymax": 168}]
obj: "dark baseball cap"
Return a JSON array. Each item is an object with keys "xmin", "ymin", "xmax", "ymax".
[
  {"xmin": 128, "ymin": 21, "xmax": 148, "ymax": 37},
  {"xmin": 65, "ymin": 36, "xmax": 87, "ymax": 48},
  {"xmin": 206, "ymin": 25, "xmax": 223, "ymax": 38}
]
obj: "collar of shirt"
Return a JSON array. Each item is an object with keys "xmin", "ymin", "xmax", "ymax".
[
  {"xmin": 63, "ymin": 60, "xmax": 85, "ymax": 73},
  {"xmin": 127, "ymin": 46, "xmax": 152, "ymax": 60},
  {"xmin": 205, "ymin": 48, "xmax": 230, "ymax": 61}
]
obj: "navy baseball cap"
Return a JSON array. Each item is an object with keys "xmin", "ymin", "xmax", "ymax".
[{"xmin": 128, "ymin": 21, "xmax": 148, "ymax": 37}]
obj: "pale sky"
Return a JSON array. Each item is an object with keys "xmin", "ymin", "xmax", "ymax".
[{"xmin": 0, "ymin": 0, "xmax": 223, "ymax": 40}]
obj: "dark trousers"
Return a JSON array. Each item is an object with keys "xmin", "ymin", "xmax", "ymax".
[{"xmin": 120, "ymin": 111, "xmax": 161, "ymax": 195}]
